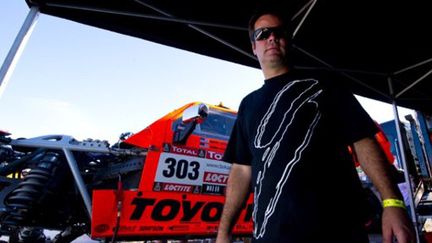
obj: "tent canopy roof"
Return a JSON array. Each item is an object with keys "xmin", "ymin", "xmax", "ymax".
[{"xmin": 26, "ymin": 0, "xmax": 432, "ymax": 113}]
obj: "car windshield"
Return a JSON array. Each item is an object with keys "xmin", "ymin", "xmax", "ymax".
[
  {"xmin": 171, "ymin": 107, "xmax": 237, "ymax": 140},
  {"xmin": 198, "ymin": 108, "xmax": 236, "ymax": 138}
]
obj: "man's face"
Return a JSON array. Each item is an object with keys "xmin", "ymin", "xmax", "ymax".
[{"xmin": 252, "ymin": 14, "xmax": 289, "ymax": 70}]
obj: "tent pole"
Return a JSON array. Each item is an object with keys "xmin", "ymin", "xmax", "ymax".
[
  {"xmin": 294, "ymin": 45, "xmax": 391, "ymax": 99},
  {"xmin": 0, "ymin": 6, "xmax": 39, "ymax": 98},
  {"xmin": 292, "ymin": 0, "xmax": 317, "ymax": 38},
  {"xmin": 396, "ymin": 67, "xmax": 432, "ymax": 98},
  {"xmin": 394, "ymin": 57, "xmax": 432, "ymax": 75},
  {"xmin": 388, "ymin": 76, "xmax": 420, "ymax": 241},
  {"xmin": 133, "ymin": 0, "xmax": 256, "ymax": 60},
  {"xmin": 45, "ymin": 3, "xmax": 246, "ymax": 31}
]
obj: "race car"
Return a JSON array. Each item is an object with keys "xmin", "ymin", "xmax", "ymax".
[
  {"xmin": 92, "ymin": 102, "xmax": 253, "ymax": 240},
  {"xmin": 0, "ymin": 102, "xmax": 253, "ymax": 242}
]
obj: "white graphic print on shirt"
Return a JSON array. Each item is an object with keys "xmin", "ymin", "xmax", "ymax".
[{"xmin": 252, "ymin": 79, "xmax": 322, "ymax": 239}]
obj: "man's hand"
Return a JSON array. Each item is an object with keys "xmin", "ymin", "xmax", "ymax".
[{"xmin": 381, "ymin": 206, "xmax": 416, "ymax": 243}]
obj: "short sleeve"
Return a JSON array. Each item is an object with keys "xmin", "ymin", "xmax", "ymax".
[
  {"xmin": 324, "ymin": 82, "xmax": 378, "ymax": 144},
  {"xmin": 223, "ymin": 100, "xmax": 252, "ymax": 165}
]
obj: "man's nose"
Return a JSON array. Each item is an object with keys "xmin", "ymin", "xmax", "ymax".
[{"xmin": 267, "ymin": 32, "xmax": 279, "ymax": 43}]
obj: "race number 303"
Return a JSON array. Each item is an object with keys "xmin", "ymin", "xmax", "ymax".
[
  {"xmin": 156, "ymin": 153, "xmax": 206, "ymax": 184},
  {"xmin": 155, "ymin": 152, "xmax": 231, "ymax": 186},
  {"xmin": 162, "ymin": 157, "xmax": 200, "ymax": 180}
]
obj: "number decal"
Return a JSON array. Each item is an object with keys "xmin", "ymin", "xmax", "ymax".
[
  {"xmin": 162, "ymin": 158, "xmax": 200, "ymax": 180},
  {"xmin": 188, "ymin": 161, "xmax": 200, "ymax": 180},
  {"xmin": 163, "ymin": 157, "xmax": 176, "ymax": 177},
  {"xmin": 176, "ymin": 159, "xmax": 188, "ymax": 179}
]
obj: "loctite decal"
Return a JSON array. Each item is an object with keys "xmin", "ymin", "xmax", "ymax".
[
  {"xmin": 158, "ymin": 182, "xmax": 194, "ymax": 193},
  {"xmin": 203, "ymin": 172, "xmax": 229, "ymax": 184}
]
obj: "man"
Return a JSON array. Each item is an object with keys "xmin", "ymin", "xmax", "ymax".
[{"xmin": 216, "ymin": 8, "xmax": 415, "ymax": 243}]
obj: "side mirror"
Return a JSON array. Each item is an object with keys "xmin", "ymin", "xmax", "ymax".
[
  {"xmin": 173, "ymin": 103, "xmax": 209, "ymax": 144},
  {"xmin": 182, "ymin": 103, "xmax": 209, "ymax": 123}
]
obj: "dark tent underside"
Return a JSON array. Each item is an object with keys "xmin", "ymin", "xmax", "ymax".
[{"xmin": 25, "ymin": 0, "xmax": 432, "ymax": 113}]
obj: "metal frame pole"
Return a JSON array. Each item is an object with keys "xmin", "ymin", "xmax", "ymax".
[
  {"xmin": 388, "ymin": 77, "xmax": 420, "ymax": 241},
  {"xmin": 63, "ymin": 148, "xmax": 92, "ymax": 218},
  {"xmin": 0, "ymin": 6, "xmax": 39, "ymax": 98}
]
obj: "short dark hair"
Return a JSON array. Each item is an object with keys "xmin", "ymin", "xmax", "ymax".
[{"xmin": 248, "ymin": 7, "xmax": 292, "ymax": 41}]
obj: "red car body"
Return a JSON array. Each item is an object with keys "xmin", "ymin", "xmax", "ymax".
[{"xmin": 91, "ymin": 102, "xmax": 253, "ymax": 239}]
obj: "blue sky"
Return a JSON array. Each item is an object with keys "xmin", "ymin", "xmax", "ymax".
[{"xmin": 0, "ymin": 0, "xmax": 414, "ymax": 144}]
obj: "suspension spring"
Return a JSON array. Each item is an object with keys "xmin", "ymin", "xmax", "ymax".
[{"xmin": 2, "ymin": 151, "xmax": 61, "ymax": 227}]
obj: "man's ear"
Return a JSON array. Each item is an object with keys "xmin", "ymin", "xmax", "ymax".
[{"xmin": 252, "ymin": 42, "xmax": 257, "ymax": 56}]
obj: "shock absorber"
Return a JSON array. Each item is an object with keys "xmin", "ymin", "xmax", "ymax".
[{"xmin": 2, "ymin": 151, "xmax": 61, "ymax": 227}]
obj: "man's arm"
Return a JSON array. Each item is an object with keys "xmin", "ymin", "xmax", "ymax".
[
  {"xmin": 354, "ymin": 137, "xmax": 416, "ymax": 243},
  {"xmin": 216, "ymin": 163, "xmax": 252, "ymax": 243}
]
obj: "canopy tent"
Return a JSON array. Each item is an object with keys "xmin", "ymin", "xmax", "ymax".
[
  {"xmin": 1, "ymin": 0, "xmax": 431, "ymax": 240},
  {"xmin": 15, "ymin": 0, "xmax": 432, "ymax": 114}
]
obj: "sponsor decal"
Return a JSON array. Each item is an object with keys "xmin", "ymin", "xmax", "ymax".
[
  {"xmin": 167, "ymin": 145, "xmax": 221, "ymax": 160},
  {"xmin": 168, "ymin": 225, "xmax": 190, "ymax": 231},
  {"xmin": 139, "ymin": 226, "xmax": 164, "ymax": 231},
  {"xmin": 153, "ymin": 182, "xmax": 194, "ymax": 193},
  {"xmin": 203, "ymin": 172, "xmax": 228, "ymax": 185},
  {"xmin": 193, "ymin": 186, "xmax": 201, "ymax": 194},
  {"xmin": 205, "ymin": 162, "xmax": 231, "ymax": 170},
  {"xmin": 130, "ymin": 197, "xmax": 253, "ymax": 223},
  {"xmin": 118, "ymin": 225, "xmax": 137, "ymax": 232},
  {"xmin": 206, "ymin": 151, "xmax": 223, "ymax": 161},
  {"xmin": 171, "ymin": 145, "xmax": 200, "ymax": 157},
  {"xmin": 163, "ymin": 183, "xmax": 192, "ymax": 192},
  {"xmin": 163, "ymin": 143, "xmax": 171, "ymax": 152},
  {"xmin": 201, "ymin": 184, "xmax": 225, "ymax": 195},
  {"xmin": 198, "ymin": 149, "xmax": 206, "ymax": 158},
  {"xmin": 153, "ymin": 182, "xmax": 161, "ymax": 191}
]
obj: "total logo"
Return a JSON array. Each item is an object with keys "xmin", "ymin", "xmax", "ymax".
[
  {"xmin": 206, "ymin": 151, "xmax": 223, "ymax": 161},
  {"xmin": 171, "ymin": 145, "xmax": 199, "ymax": 156}
]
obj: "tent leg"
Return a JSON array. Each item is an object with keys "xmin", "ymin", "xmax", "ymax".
[
  {"xmin": 388, "ymin": 77, "xmax": 420, "ymax": 242},
  {"xmin": 0, "ymin": 6, "xmax": 39, "ymax": 98}
]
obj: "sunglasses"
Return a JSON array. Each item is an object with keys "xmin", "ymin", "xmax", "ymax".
[{"xmin": 252, "ymin": 26, "xmax": 289, "ymax": 41}]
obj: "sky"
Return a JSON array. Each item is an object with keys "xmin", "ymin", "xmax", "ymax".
[{"xmin": 0, "ymin": 0, "xmax": 415, "ymax": 145}]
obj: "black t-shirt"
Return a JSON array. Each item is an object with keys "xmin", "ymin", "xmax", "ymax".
[{"xmin": 224, "ymin": 71, "xmax": 377, "ymax": 242}]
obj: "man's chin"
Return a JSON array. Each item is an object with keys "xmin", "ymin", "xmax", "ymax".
[{"xmin": 268, "ymin": 58, "xmax": 287, "ymax": 66}]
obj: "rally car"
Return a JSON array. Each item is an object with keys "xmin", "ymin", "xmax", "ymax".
[{"xmin": 92, "ymin": 102, "xmax": 253, "ymax": 240}]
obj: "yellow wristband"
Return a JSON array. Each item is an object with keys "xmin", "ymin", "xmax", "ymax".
[{"xmin": 382, "ymin": 199, "xmax": 406, "ymax": 209}]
